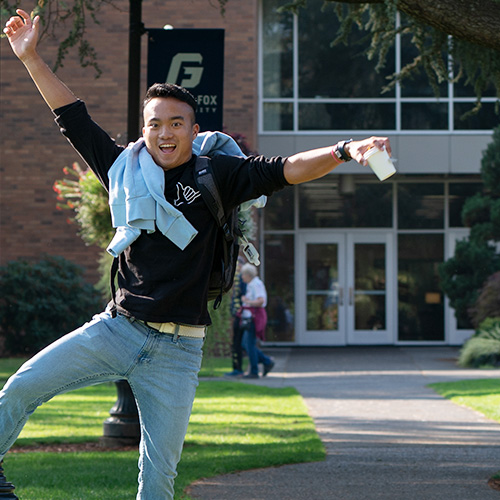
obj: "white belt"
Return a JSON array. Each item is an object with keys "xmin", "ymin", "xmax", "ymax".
[{"xmin": 143, "ymin": 321, "xmax": 205, "ymax": 338}]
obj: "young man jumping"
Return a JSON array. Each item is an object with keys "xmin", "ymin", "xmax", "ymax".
[{"xmin": 1, "ymin": 9, "xmax": 391, "ymax": 499}]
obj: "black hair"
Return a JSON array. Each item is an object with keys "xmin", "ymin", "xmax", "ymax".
[{"xmin": 143, "ymin": 83, "xmax": 197, "ymax": 119}]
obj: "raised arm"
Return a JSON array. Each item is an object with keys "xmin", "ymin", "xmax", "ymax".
[
  {"xmin": 283, "ymin": 136, "xmax": 391, "ymax": 184},
  {"xmin": 4, "ymin": 9, "xmax": 77, "ymax": 110}
]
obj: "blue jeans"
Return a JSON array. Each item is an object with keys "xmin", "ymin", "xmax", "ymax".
[
  {"xmin": 242, "ymin": 322, "xmax": 272, "ymax": 375},
  {"xmin": 0, "ymin": 311, "xmax": 204, "ymax": 500}
]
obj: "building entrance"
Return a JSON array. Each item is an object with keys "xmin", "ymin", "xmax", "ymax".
[{"xmin": 296, "ymin": 232, "xmax": 394, "ymax": 345}]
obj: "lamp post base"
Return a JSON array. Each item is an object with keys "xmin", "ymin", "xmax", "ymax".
[
  {"xmin": 0, "ymin": 461, "xmax": 18, "ymax": 500},
  {"xmin": 100, "ymin": 380, "xmax": 140, "ymax": 447}
]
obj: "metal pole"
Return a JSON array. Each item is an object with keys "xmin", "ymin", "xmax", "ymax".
[
  {"xmin": 127, "ymin": 0, "xmax": 144, "ymax": 142},
  {"xmin": 101, "ymin": 0, "xmax": 144, "ymax": 447}
]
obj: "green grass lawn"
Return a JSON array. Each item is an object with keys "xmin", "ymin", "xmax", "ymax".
[
  {"xmin": 429, "ymin": 378, "xmax": 500, "ymax": 484},
  {"xmin": 4, "ymin": 361, "xmax": 500, "ymax": 498},
  {"xmin": 1, "ymin": 357, "xmax": 324, "ymax": 499},
  {"xmin": 0, "ymin": 357, "xmax": 27, "ymax": 380},
  {"xmin": 198, "ymin": 354, "xmax": 245, "ymax": 377},
  {"xmin": 428, "ymin": 378, "xmax": 500, "ymax": 423}
]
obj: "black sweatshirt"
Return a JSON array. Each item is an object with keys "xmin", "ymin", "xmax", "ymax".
[{"xmin": 54, "ymin": 100, "xmax": 289, "ymax": 325}]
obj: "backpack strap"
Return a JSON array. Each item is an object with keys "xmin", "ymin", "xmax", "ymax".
[
  {"xmin": 194, "ymin": 156, "xmax": 238, "ymax": 309},
  {"xmin": 108, "ymin": 158, "xmax": 231, "ymax": 314},
  {"xmin": 194, "ymin": 156, "xmax": 234, "ymax": 243}
]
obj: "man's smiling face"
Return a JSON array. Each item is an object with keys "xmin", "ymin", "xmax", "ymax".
[{"xmin": 143, "ymin": 97, "xmax": 200, "ymax": 171}]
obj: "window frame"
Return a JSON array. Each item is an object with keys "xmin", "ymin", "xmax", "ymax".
[{"xmin": 258, "ymin": 2, "xmax": 498, "ymax": 135}]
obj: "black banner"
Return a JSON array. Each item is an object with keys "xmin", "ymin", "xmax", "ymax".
[{"xmin": 147, "ymin": 29, "xmax": 225, "ymax": 132}]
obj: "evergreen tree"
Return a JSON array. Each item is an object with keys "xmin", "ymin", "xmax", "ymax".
[{"xmin": 439, "ymin": 126, "xmax": 500, "ymax": 326}]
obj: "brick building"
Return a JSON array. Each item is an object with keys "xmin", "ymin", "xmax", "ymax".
[
  {"xmin": 0, "ymin": 0, "xmax": 259, "ymax": 283},
  {"xmin": 1, "ymin": 0, "xmax": 497, "ymax": 346}
]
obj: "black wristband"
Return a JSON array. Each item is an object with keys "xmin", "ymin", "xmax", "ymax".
[{"xmin": 334, "ymin": 139, "xmax": 353, "ymax": 162}]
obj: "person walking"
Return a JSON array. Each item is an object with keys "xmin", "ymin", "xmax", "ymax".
[{"xmin": 240, "ymin": 264, "xmax": 274, "ymax": 378}]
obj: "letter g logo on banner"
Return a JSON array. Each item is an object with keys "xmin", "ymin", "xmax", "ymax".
[{"xmin": 166, "ymin": 53, "xmax": 204, "ymax": 89}]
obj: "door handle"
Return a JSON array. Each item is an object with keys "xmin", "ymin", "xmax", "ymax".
[
  {"xmin": 349, "ymin": 287, "xmax": 353, "ymax": 306},
  {"xmin": 338, "ymin": 287, "xmax": 343, "ymax": 306}
]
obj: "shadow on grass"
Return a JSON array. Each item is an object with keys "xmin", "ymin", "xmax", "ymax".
[{"xmin": 6, "ymin": 436, "xmax": 325, "ymax": 500}]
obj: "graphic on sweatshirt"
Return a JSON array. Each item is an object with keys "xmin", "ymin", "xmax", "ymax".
[{"xmin": 175, "ymin": 182, "xmax": 201, "ymax": 206}]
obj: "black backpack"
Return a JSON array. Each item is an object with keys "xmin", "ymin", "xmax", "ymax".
[
  {"xmin": 110, "ymin": 155, "xmax": 258, "ymax": 315},
  {"xmin": 194, "ymin": 156, "xmax": 243, "ymax": 309}
]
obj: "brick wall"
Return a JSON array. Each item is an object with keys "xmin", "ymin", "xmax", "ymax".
[{"xmin": 0, "ymin": 0, "xmax": 259, "ymax": 283}]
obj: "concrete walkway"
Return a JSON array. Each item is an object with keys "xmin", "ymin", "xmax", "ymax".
[{"xmin": 188, "ymin": 347, "xmax": 500, "ymax": 499}]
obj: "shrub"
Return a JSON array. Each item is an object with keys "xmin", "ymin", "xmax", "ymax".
[
  {"xmin": 458, "ymin": 317, "xmax": 500, "ymax": 367},
  {"xmin": 204, "ymin": 294, "xmax": 232, "ymax": 359},
  {"xmin": 0, "ymin": 256, "xmax": 104, "ymax": 355},
  {"xmin": 476, "ymin": 317, "xmax": 500, "ymax": 335},
  {"xmin": 53, "ymin": 162, "xmax": 113, "ymax": 248},
  {"xmin": 439, "ymin": 240, "xmax": 499, "ymax": 326},
  {"xmin": 54, "ymin": 163, "xmax": 114, "ymax": 302},
  {"xmin": 439, "ymin": 125, "xmax": 500, "ymax": 323},
  {"xmin": 469, "ymin": 272, "xmax": 500, "ymax": 328}
]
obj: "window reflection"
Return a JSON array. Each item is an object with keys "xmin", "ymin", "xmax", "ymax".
[
  {"xmin": 306, "ymin": 243, "xmax": 339, "ymax": 330},
  {"xmin": 299, "ymin": 177, "xmax": 392, "ymax": 228},
  {"xmin": 264, "ymin": 188, "xmax": 294, "ymax": 230},
  {"xmin": 353, "ymin": 183, "xmax": 392, "ymax": 228},
  {"xmin": 261, "ymin": 0, "xmax": 496, "ymax": 131},
  {"xmin": 262, "ymin": 0, "xmax": 293, "ymax": 98},
  {"xmin": 299, "ymin": 177, "xmax": 350, "ymax": 227},
  {"xmin": 449, "ymin": 181, "xmax": 483, "ymax": 227},
  {"xmin": 264, "ymin": 235, "xmax": 295, "ymax": 341},
  {"xmin": 398, "ymin": 234, "xmax": 444, "ymax": 341},
  {"xmin": 401, "ymin": 103, "xmax": 448, "ymax": 130},
  {"xmin": 399, "ymin": 31, "xmax": 447, "ymax": 98},
  {"xmin": 299, "ymin": 103, "xmax": 395, "ymax": 130},
  {"xmin": 398, "ymin": 183, "xmax": 444, "ymax": 229},
  {"xmin": 454, "ymin": 103, "xmax": 499, "ymax": 130},
  {"xmin": 354, "ymin": 244, "xmax": 386, "ymax": 330},
  {"xmin": 263, "ymin": 102, "xmax": 293, "ymax": 131},
  {"xmin": 298, "ymin": 0, "xmax": 394, "ymax": 98}
]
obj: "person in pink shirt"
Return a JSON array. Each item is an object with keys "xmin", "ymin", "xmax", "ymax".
[{"xmin": 240, "ymin": 264, "xmax": 274, "ymax": 378}]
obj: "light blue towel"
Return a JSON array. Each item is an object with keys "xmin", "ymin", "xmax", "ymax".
[
  {"xmin": 107, "ymin": 138, "xmax": 198, "ymax": 257},
  {"xmin": 106, "ymin": 132, "xmax": 266, "ymax": 258}
]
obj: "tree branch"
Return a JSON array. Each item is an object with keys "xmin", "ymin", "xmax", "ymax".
[{"xmin": 329, "ymin": 0, "xmax": 500, "ymax": 50}]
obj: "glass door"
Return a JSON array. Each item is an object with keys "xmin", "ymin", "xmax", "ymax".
[
  {"xmin": 297, "ymin": 233, "xmax": 346, "ymax": 345},
  {"xmin": 347, "ymin": 233, "xmax": 394, "ymax": 344},
  {"xmin": 397, "ymin": 234, "xmax": 444, "ymax": 342},
  {"xmin": 297, "ymin": 232, "xmax": 393, "ymax": 345}
]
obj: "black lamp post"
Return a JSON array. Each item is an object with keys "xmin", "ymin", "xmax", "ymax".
[
  {"xmin": 100, "ymin": 380, "xmax": 141, "ymax": 446},
  {"xmin": 127, "ymin": 0, "xmax": 144, "ymax": 143},
  {"xmin": 100, "ymin": 0, "xmax": 145, "ymax": 447}
]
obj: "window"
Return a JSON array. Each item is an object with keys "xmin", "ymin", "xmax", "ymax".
[
  {"xmin": 264, "ymin": 187, "xmax": 294, "ymax": 230},
  {"xmin": 262, "ymin": 0, "xmax": 293, "ymax": 99},
  {"xmin": 297, "ymin": 3, "xmax": 393, "ymax": 99},
  {"xmin": 298, "ymin": 176, "xmax": 393, "ymax": 228},
  {"xmin": 261, "ymin": 0, "xmax": 497, "ymax": 132},
  {"xmin": 264, "ymin": 235, "xmax": 295, "ymax": 341},
  {"xmin": 398, "ymin": 234, "xmax": 444, "ymax": 341},
  {"xmin": 397, "ymin": 183, "xmax": 444, "ymax": 229},
  {"xmin": 262, "ymin": 176, "xmax": 484, "ymax": 343},
  {"xmin": 449, "ymin": 182, "xmax": 483, "ymax": 227}
]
